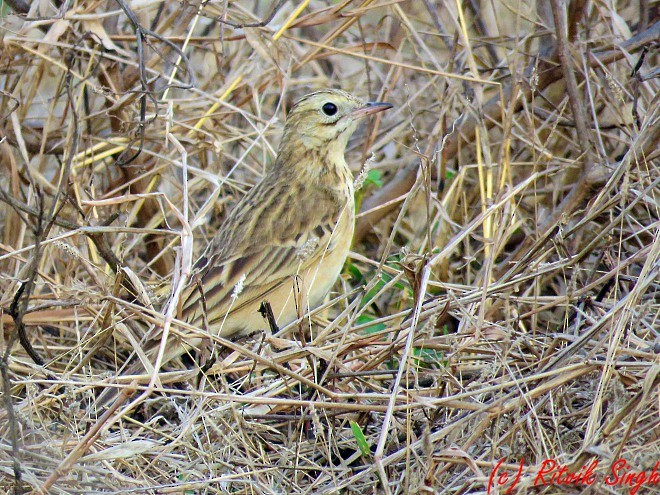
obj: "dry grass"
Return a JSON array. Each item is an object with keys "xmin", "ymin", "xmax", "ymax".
[{"xmin": 1, "ymin": 1, "xmax": 658, "ymax": 494}]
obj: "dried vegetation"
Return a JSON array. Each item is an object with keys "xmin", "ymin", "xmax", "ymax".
[{"xmin": 0, "ymin": 0, "xmax": 658, "ymax": 494}]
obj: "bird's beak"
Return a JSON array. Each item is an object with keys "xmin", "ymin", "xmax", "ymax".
[{"xmin": 350, "ymin": 101, "xmax": 393, "ymax": 118}]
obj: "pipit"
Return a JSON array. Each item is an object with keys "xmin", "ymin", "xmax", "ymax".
[{"xmin": 132, "ymin": 89, "xmax": 392, "ymax": 373}]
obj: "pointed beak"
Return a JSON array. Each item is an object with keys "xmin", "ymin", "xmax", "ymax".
[{"xmin": 350, "ymin": 101, "xmax": 393, "ymax": 118}]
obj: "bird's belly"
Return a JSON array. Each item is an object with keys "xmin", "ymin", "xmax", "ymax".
[{"xmin": 225, "ymin": 210, "xmax": 354, "ymax": 335}]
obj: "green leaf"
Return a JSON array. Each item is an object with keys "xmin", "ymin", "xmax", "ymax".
[
  {"xmin": 344, "ymin": 260, "xmax": 363, "ymax": 283},
  {"xmin": 350, "ymin": 420, "xmax": 371, "ymax": 458},
  {"xmin": 365, "ymin": 169, "xmax": 383, "ymax": 187},
  {"xmin": 362, "ymin": 277, "xmax": 386, "ymax": 307},
  {"xmin": 356, "ymin": 314, "xmax": 386, "ymax": 334},
  {"xmin": 362, "ymin": 271, "xmax": 407, "ymax": 308},
  {"xmin": 354, "ymin": 169, "xmax": 384, "ymax": 212}
]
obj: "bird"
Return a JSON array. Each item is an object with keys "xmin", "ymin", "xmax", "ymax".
[{"xmin": 123, "ymin": 89, "xmax": 393, "ymax": 377}]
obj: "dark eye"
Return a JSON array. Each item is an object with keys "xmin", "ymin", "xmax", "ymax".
[{"xmin": 322, "ymin": 102, "xmax": 338, "ymax": 116}]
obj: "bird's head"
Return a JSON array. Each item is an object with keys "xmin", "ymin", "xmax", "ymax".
[{"xmin": 280, "ymin": 89, "xmax": 392, "ymax": 153}]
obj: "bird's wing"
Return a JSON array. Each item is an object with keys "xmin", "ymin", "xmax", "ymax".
[
  {"xmin": 180, "ymin": 184, "xmax": 347, "ymax": 327},
  {"xmin": 102, "ymin": 221, "xmax": 340, "ymax": 397}
]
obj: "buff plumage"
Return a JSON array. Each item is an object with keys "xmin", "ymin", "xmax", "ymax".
[{"xmin": 133, "ymin": 89, "xmax": 392, "ymax": 372}]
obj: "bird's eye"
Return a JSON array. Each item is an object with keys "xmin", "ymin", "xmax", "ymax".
[{"xmin": 322, "ymin": 102, "xmax": 338, "ymax": 116}]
